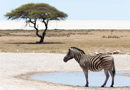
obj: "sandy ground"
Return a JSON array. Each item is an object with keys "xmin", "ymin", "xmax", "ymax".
[{"xmin": 0, "ymin": 53, "xmax": 130, "ymax": 90}]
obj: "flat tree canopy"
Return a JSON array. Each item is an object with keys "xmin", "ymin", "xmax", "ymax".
[{"xmin": 5, "ymin": 3, "xmax": 68, "ymax": 43}]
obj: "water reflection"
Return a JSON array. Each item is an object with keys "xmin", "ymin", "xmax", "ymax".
[{"xmin": 31, "ymin": 71, "xmax": 130, "ymax": 87}]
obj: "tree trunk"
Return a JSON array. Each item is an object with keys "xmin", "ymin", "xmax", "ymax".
[
  {"xmin": 39, "ymin": 37, "xmax": 44, "ymax": 43},
  {"xmin": 30, "ymin": 19, "xmax": 48, "ymax": 44},
  {"xmin": 39, "ymin": 32, "xmax": 46, "ymax": 43},
  {"xmin": 38, "ymin": 20, "xmax": 48, "ymax": 43}
]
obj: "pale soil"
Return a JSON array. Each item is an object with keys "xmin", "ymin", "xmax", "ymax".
[
  {"xmin": 0, "ymin": 53, "xmax": 130, "ymax": 90},
  {"xmin": 1, "ymin": 30, "xmax": 130, "ymax": 54}
]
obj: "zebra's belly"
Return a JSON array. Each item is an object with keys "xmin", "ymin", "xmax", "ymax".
[{"xmin": 89, "ymin": 67, "xmax": 103, "ymax": 72}]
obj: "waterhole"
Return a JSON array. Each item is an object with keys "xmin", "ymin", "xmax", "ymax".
[{"xmin": 31, "ymin": 71, "xmax": 130, "ymax": 87}]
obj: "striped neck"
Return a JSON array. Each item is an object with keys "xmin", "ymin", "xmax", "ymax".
[{"xmin": 74, "ymin": 52, "xmax": 82, "ymax": 63}]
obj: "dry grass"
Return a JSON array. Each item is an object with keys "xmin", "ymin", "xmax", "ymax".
[{"xmin": 0, "ymin": 29, "xmax": 130, "ymax": 54}]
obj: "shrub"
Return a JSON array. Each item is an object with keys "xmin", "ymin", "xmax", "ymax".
[{"xmin": 102, "ymin": 35, "xmax": 120, "ymax": 38}]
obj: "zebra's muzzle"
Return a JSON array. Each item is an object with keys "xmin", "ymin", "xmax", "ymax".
[{"xmin": 63, "ymin": 57, "xmax": 68, "ymax": 62}]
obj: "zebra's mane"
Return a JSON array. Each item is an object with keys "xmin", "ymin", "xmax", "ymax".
[{"xmin": 70, "ymin": 47, "xmax": 85, "ymax": 54}]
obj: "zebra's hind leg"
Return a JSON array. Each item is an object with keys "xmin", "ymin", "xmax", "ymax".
[
  {"xmin": 109, "ymin": 69, "xmax": 115, "ymax": 87},
  {"xmin": 101, "ymin": 70, "xmax": 109, "ymax": 87}
]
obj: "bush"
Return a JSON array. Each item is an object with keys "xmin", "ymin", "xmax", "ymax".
[{"xmin": 102, "ymin": 35, "xmax": 120, "ymax": 38}]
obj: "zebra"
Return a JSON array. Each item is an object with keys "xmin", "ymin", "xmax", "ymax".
[{"xmin": 63, "ymin": 47, "xmax": 115, "ymax": 87}]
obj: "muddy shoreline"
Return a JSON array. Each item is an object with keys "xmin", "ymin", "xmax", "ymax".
[{"xmin": 14, "ymin": 70, "xmax": 130, "ymax": 88}]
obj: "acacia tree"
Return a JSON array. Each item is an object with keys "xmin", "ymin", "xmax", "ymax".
[{"xmin": 5, "ymin": 3, "xmax": 68, "ymax": 43}]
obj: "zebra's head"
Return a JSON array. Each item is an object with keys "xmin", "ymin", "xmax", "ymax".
[
  {"xmin": 63, "ymin": 47, "xmax": 74, "ymax": 62},
  {"xmin": 63, "ymin": 47, "xmax": 85, "ymax": 62}
]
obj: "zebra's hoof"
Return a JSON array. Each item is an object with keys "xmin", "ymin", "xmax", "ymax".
[
  {"xmin": 110, "ymin": 85, "xmax": 113, "ymax": 87},
  {"xmin": 101, "ymin": 85, "xmax": 104, "ymax": 87},
  {"xmin": 85, "ymin": 85, "xmax": 88, "ymax": 87}
]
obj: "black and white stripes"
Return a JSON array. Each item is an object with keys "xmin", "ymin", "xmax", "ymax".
[{"xmin": 86, "ymin": 54, "xmax": 113, "ymax": 71}]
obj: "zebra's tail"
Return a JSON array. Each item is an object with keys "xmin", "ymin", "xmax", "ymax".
[{"xmin": 112, "ymin": 59, "xmax": 116, "ymax": 76}]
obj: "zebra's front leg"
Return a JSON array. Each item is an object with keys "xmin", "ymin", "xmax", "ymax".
[
  {"xmin": 83, "ymin": 69, "xmax": 89, "ymax": 87},
  {"xmin": 101, "ymin": 70, "xmax": 109, "ymax": 87}
]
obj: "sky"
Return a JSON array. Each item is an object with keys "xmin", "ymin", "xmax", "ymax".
[{"xmin": 1, "ymin": 0, "xmax": 130, "ymax": 21}]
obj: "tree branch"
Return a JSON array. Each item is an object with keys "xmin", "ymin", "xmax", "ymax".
[
  {"xmin": 34, "ymin": 22, "xmax": 42, "ymax": 38},
  {"xmin": 26, "ymin": 19, "xmax": 42, "ymax": 38}
]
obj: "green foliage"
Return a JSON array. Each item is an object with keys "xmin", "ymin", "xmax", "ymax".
[{"xmin": 5, "ymin": 3, "xmax": 68, "ymax": 20}]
